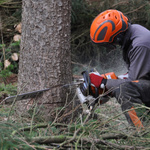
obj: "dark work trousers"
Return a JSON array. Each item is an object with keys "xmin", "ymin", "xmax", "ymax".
[{"xmin": 112, "ymin": 80, "xmax": 150, "ymax": 126}]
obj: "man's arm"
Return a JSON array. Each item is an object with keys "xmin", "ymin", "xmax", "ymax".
[
  {"xmin": 128, "ymin": 46, "xmax": 150, "ymax": 80},
  {"xmin": 106, "ymin": 46, "xmax": 150, "ymax": 90}
]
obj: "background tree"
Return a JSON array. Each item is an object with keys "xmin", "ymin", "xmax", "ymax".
[
  {"xmin": 17, "ymin": 0, "xmax": 72, "ymax": 119},
  {"xmin": 71, "ymin": 0, "xmax": 150, "ymax": 75}
]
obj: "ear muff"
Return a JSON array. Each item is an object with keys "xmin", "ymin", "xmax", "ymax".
[{"xmin": 113, "ymin": 32, "xmax": 125, "ymax": 45}]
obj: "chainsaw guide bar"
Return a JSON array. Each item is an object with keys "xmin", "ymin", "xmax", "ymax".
[{"xmin": 4, "ymin": 82, "xmax": 82, "ymax": 103}]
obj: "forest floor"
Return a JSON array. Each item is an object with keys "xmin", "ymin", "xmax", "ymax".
[{"xmin": 0, "ymin": 73, "xmax": 150, "ymax": 149}]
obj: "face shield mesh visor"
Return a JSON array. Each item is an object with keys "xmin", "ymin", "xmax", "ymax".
[{"xmin": 92, "ymin": 42, "xmax": 117, "ymax": 50}]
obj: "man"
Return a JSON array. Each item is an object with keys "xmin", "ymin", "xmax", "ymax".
[{"xmin": 89, "ymin": 9, "xmax": 150, "ymax": 128}]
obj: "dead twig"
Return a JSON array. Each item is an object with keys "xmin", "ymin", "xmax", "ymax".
[
  {"xmin": 111, "ymin": 1, "xmax": 129, "ymax": 8},
  {"xmin": 125, "ymin": 4, "xmax": 147, "ymax": 15}
]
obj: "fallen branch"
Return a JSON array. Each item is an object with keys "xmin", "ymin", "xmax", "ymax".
[
  {"xmin": 11, "ymin": 123, "xmax": 68, "ymax": 136},
  {"xmin": 29, "ymin": 135, "xmax": 68, "ymax": 144},
  {"xmin": 12, "ymin": 133, "xmax": 144, "ymax": 150},
  {"xmin": 99, "ymin": 133, "xmax": 128, "ymax": 140},
  {"xmin": 83, "ymin": 138, "xmax": 145, "ymax": 150}
]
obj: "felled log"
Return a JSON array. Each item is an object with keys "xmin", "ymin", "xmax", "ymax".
[
  {"xmin": 4, "ymin": 59, "xmax": 11, "ymax": 68},
  {"xmin": 11, "ymin": 53, "xmax": 19, "ymax": 61},
  {"xmin": 13, "ymin": 34, "xmax": 21, "ymax": 42},
  {"xmin": 14, "ymin": 23, "xmax": 22, "ymax": 33}
]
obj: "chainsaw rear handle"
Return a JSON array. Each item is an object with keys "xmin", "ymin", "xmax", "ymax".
[{"xmin": 81, "ymin": 70, "xmax": 90, "ymax": 87}]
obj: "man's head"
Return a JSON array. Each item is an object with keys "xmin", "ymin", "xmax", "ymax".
[{"xmin": 90, "ymin": 9, "xmax": 129, "ymax": 49}]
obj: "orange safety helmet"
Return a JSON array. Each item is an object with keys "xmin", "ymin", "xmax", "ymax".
[{"xmin": 90, "ymin": 9, "xmax": 128, "ymax": 44}]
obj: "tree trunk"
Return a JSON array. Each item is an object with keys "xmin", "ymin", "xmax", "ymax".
[{"xmin": 17, "ymin": 0, "xmax": 72, "ymax": 120}]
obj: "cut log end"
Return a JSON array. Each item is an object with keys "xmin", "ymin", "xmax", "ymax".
[{"xmin": 11, "ymin": 53, "xmax": 19, "ymax": 61}]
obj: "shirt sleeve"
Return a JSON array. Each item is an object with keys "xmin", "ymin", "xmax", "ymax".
[
  {"xmin": 106, "ymin": 46, "xmax": 150, "ymax": 90},
  {"xmin": 128, "ymin": 46, "xmax": 150, "ymax": 80}
]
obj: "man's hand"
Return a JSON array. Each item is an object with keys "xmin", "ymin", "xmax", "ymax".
[{"xmin": 89, "ymin": 72, "xmax": 107, "ymax": 89}]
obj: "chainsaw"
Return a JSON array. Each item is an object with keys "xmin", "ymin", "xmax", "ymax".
[
  {"xmin": 4, "ymin": 70, "xmax": 125, "ymax": 110},
  {"xmin": 76, "ymin": 70, "xmax": 118, "ymax": 112}
]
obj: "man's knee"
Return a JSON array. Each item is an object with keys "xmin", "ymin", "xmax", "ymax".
[{"xmin": 112, "ymin": 82, "xmax": 143, "ymax": 110}]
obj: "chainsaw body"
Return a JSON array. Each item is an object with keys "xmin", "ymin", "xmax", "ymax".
[{"xmin": 76, "ymin": 71, "xmax": 117, "ymax": 110}]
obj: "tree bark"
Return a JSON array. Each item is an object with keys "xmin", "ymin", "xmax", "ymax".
[{"xmin": 17, "ymin": 0, "xmax": 72, "ymax": 119}]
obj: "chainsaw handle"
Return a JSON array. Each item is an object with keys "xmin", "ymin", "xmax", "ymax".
[
  {"xmin": 81, "ymin": 70, "xmax": 99, "ymax": 98},
  {"xmin": 82, "ymin": 71, "xmax": 91, "ymax": 86}
]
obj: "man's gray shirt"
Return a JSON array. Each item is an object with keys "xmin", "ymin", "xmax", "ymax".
[{"xmin": 106, "ymin": 24, "xmax": 150, "ymax": 89}]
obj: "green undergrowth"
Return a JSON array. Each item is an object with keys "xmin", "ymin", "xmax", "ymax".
[
  {"xmin": 0, "ymin": 83, "xmax": 17, "ymax": 96},
  {"xmin": 0, "ymin": 101, "xmax": 150, "ymax": 149}
]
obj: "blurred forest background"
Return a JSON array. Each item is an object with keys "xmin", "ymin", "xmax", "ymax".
[
  {"xmin": 0, "ymin": 0, "xmax": 150, "ymax": 149},
  {"xmin": 1, "ymin": 0, "xmax": 150, "ymax": 82}
]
